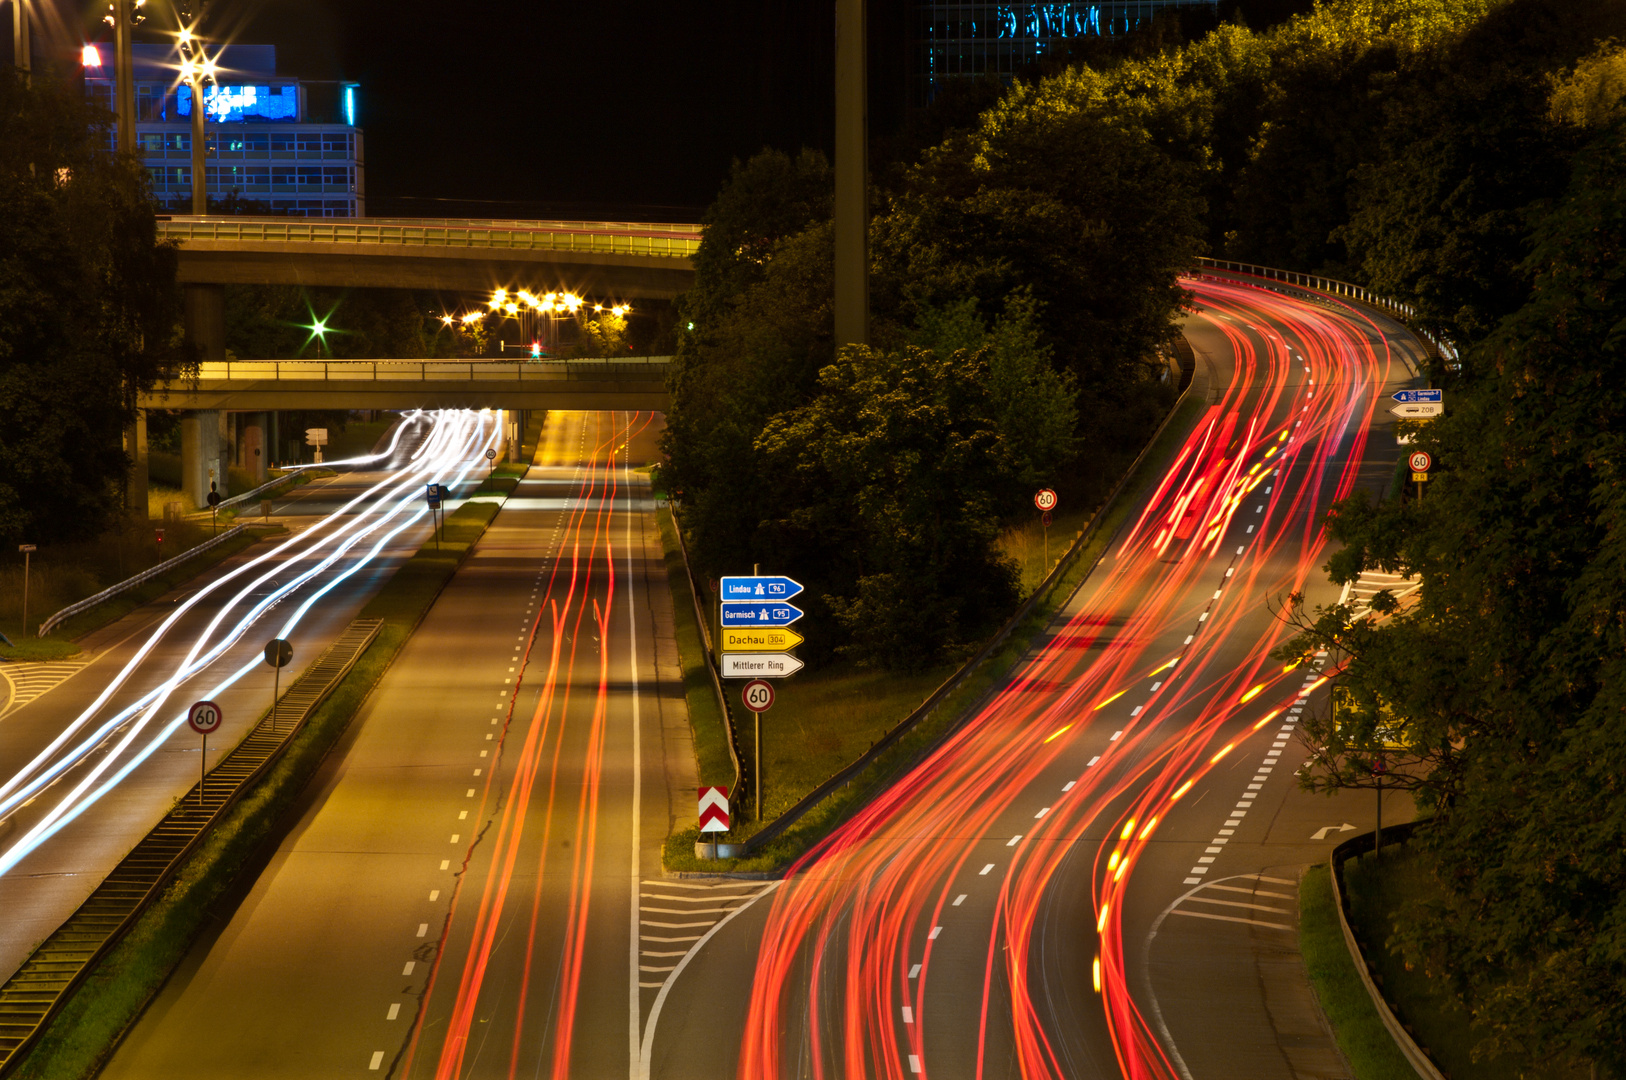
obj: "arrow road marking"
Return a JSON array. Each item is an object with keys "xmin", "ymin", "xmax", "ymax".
[{"xmin": 1311, "ymin": 823, "xmax": 1357, "ymax": 840}]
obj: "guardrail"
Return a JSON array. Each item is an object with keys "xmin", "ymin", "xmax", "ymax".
[
  {"xmin": 1331, "ymin": 822, "xmax": 1447, "ymax": 1080},
  {"xmin": 157, "ymin": 216, "xmax": 702, "ymax": 260},
  {"xmin": 1192, "ymin": 257, "xmax": 1457, "ymax": 363},
  {"xmin": 215, "ymin": 469, "xmax": 305, "ymax": 511},
  {"xmin": 171, "ymin": 357, "xmax": 672, "ymax": 383},
  {"xmin": 36, "ymin": 525, "xmax": 247, "ymax": 638}
]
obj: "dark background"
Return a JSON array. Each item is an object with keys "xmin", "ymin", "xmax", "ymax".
[{"xmin": 9, "ymin": 0, "xmax": 1309, "ymax": 220}]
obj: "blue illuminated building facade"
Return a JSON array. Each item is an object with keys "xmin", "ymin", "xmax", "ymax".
[
  {"xmin": 84, "ymin": 44, "xmax": 363, "ymax": 217},
  {"xmin": 914, "ymin": 1, "xmax": 1219, "ymax": 103}
]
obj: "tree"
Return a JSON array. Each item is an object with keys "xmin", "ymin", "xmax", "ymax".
[
  {"xmin": 756, "ymin": 346, "xmax": 1023, "ymax": 670},
  {"xmin": 1279, "ymin": 115, "xmax": 1626, "ymax": 1075},
  {"xmin": 0, "ymin": 70, "xmax": 183, "ymax": 543}
]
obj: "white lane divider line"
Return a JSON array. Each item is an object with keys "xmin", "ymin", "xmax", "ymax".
[
  {"xmin": 929, "ymin": 926, "xmax": 943, "ymax": 940},
  {"xmin": 909, "ymin": 963, "xmax": 922, "ymax": 978},
  {"xmin": 1062, "ymin": 780, "xmax": 1075, "ymax": 792},
  {"xmin": 1006, "ymin": 836, "xmax": 1022, "ymax": 847},
  {"xmin": 387, "ymin": 1003, "xmax": 400, "ymax": 1020},
  {"xmin": 902, "ymin": 1006, "xmax": 914, "ymax": 1024},
  {"xmin": 450, "ymin": 834, "xmax": 460, "ymax": 843},
  {"xmin": 416, "ymin": 923, "xmax": 428, "ymax": 937},
  {"xmin": 429, "ymin": 890, "xmax": 440, "ymax": 901},
  {"xmin": 909, "ymin": 1055, "xmax": 922, "ymax": 1074},
  {"xmin": 953, "ymin": 894, "xmax": 967, "ymax": 906},
  {"xmin": 980, "ymin": 864, "xmax": 994, "ymax": 875},
  {"xmin": 370, "ymin": 1050, "xmax": 385, "ymax": 1070},
  {"xmin": 402, "ymin": 961, "xmax": 415, "ymax": 976},
  {"xmin": 439, "ymin": 860, "xmax": 450, "ymax": 871},
  {"xmin": 1035, "ymin": 807, "xmax": 1049, "ymax": 819},
  {"xmin": 1087, "ymin": 756, "xmax": 1100, "ymax": 767}
]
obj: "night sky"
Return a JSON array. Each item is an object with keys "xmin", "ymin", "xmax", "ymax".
[{"xmin": 15, "ymin": 1, "xmax": 1307, "ymax": 222}]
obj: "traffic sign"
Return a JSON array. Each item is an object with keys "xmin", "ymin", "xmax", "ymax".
[
  {"xmin": 1392, "ymin": 389, "xmax": 1443, "ymax": 403},
  {"xmin": 207, "ymin": 491, "xmax": 221, "ymax": 507},
  {"xmin": 1408, "ymin": 451, "xmax": 1432, "ymax": 472},
  {"xmin": 720, "ymin": 653, "xmax": 805, "ymax": 678},
  {"xmin": 720, "ymin": 601, "xmax": 804, "ymax": 628},
  {"xmin": 426, "ymin": 482, "xmax": 441, "ymax": 509},
  {"xmin": 722, "ymin": 627, "xmax": 804, "ymax": 652},
  {"xmin": 264, "ymin": 639, "xmax": 293, "ymax": 668},
  {"xmin": 1041, "ymin": 510, "xmax": 1053, "ymax": 528},
  {"xmin": 485, "ymin": 448, "xmax": 496, "ymax": 460},
  {"xmin": 1391, "ymin": 403, "xmax": 1444, "ymax": 419},
  {"xmin": 698, "ymin": 786, "xmax": 731, "ymax": 833},
  {"xmin": 741, "ymin": 679, "xmax": 775, "ymax": 713},
  {"xmin": 1034, "ymin": 488, "xmax": 1058, "ymax": 511},
  {"xmin": 188, "ymin": 699, "xmax": 223, "ymax": 735},
  {"xmin": 720, "ymin": 575, "xmax": 804, "ymax": 601},
  {"xmin": 18, "ymin": 544, "xmax": 35, "ymax": 553},
  {"xmin": 1412, "ymin": 472, "xmax": 1430, "ymax": 483},
  {"xmin": 305, "ymin": 427, "xmax": 328, "ymax": 446}
]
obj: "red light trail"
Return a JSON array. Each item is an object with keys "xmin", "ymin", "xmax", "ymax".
[{"xmin": 738, "ymin": 279, "xmax": 1400, "ymax": 1079}]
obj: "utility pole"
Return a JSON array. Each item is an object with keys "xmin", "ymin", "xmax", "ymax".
[
  {"xmin": 12, "ymin": 0, "xmax": 30, "ymax": 86},
  {"xmin": 113, "ymin": 0, "xmax": 137, "ymax": 155},
  {"xmin": 188, "ymin": 62, "xmax": 206, "ymax": 213},
  {"xmin": 833, "ymin": 0, "xmax": 869, "ymax": 347}
]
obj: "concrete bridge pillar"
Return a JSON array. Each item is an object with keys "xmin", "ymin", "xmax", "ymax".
[
  {"xmin": 183, "ymin": 284, "xmax": 226, "ymax": 364},
  {"xmin": 180, "ymin": 410, "xmax": 221, "ymax": 509},
  {"xmin": 125, "ymin": 411, "xmax": 148, "ymax": 518}
]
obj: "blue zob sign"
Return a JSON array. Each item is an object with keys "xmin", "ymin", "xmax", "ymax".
[{"xmin": 719, "ymin": 601, "xmax": 804, "ymax": 628}]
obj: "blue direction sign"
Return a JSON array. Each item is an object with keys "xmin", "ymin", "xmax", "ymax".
[
  {"xmin": 720, "ymin": 601, "xmax": 805, "ymax": 628},
  {"xmin": 720, "ymin": 575, "xmax": 805, "ymax": 602},
  {"xmin": 1392, "ymin": 389, "xmax": 1443, "ymax": 403}
]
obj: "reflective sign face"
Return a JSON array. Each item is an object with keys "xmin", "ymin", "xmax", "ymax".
[
  {"xmin": 1034, "ymin": 488, "xmax": 1058, "ymax": 511},
  {"xmin": 188, "ymin": 700, "xmax": 223, "ymax": 735},
  {"xmin": 742, "ymin": 679, "xmax": 775, "ymax": 712},
  {"xmin": 1408, "ymin": 451, "xmax": 1432, "ymax": 472}
]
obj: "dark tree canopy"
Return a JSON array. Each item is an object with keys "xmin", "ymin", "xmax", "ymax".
[{"xmin": 0, "ymin": 70, "xmax": 183, "ymax": 543}]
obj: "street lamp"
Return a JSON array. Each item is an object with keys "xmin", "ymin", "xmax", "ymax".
[{"xmin": 177, "ymin": 26, "xmax": 218, "ymax": 215}]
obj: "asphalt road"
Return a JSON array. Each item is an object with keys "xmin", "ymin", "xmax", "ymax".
[
  {"xmin": 642, "ymin": 277, "xmax": 1427, "ymax": 1080},
  {"xmin": 0, "ymin": 411, "xmax": 491, "ymax": 985},
  {"xmin": 102, "ymin": 409, "xmax": 694, "ymax": 1080}
]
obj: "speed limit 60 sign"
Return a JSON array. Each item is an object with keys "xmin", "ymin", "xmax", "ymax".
[
  {"xmin": 1034, "ymin": 488, "xmax": 1058, "ymax": 512},
  {"xmin": 1408, "ymin": 451, "xmax": 1432, "ymax": 472},
  {"xmin": 188, "ymin": 700, "xmax": 223, "ymax": 735},
  {"xmin": 741, "ymin": 680, "xmax": 775, "ymax": 713}
]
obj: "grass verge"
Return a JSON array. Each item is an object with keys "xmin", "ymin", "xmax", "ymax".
[
  {"xmin": 1297, "ymin": 864, "xmax": 1418, "ymax": 1080},
  {"xmin": 654, "ymin": 506, "xmax": 733, "ymax": 789},
  {"xmin": 662, "ymin": 387, "xmax": 1211, "ymax": 874},
  {"xmin": 7, "ymin": 489, "xmax": 509, "ymax": 1079},
  {"xmin": 1341, "ymin": 847, "xmax": 1585, "ymax": 1080}
]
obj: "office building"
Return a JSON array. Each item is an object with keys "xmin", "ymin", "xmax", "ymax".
[
  {"xmin": 912, "ymin": 1, "xmax": 1220, "ymax": 105},
  {"xmin": 83, "ymin": 43, "xmax": 364, "ymax": 217}
]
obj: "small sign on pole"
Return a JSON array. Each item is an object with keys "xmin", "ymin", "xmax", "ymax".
[
  {"xmin": 1035, "ymin": 489, "xmax": 1058, "ymax": 568},
  {"xmin": 264, "ymin": 638, "xmax": 292, "ymax": 732},
  {"xmin": 699, "ymin": 786, "xmax": 731, "ymax": 833},
  {"xmin": 1034, "ymin": 488, "xmax": 1058, "ymax": 511},
  {"xmin": 741, "ymin": 679, "xmax": 775, "ymax": 713},
  {"xmin": 188, "ymin": 700, "xmax": 223, "ymax": 809}
]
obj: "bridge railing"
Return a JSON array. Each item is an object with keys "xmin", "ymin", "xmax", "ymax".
[
  {"xmin": 157, "ymin": 216, "xmax": 702, "ymax": 259},
  {"xmin": 179, "ymin": 357, "xmax": 673, "ymax": 382}
]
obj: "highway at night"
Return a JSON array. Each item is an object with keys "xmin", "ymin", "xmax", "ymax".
[
  {"xmin": 0, "ymin": 411, "xmax": 499, "ymax": 988},
  {"xmin": 88, "ymin": 280, "xmax": 1423, "ymax": 1079}
]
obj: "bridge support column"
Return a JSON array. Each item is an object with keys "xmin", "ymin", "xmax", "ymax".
[
  {"xmin": 239, "ymin": 412, "xmax": 267, "ymax": 484},
  {"xmin": 124, "ymin": 411, "xmax": 148, "ymax": 518},
  {"xmin": 183, "ymin": 283, "xmax": 226, "ymax": 364},
  {"xmin": 180, "ymin": 410, "xmax": 221, "ymax": 509}
]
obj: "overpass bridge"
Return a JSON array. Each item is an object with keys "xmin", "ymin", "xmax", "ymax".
[
  {"xmin": 140, "ymin": 215, "xmax": 695, "ymax": 511},
  {"xmin": 160, "ymin": 216, "xmax": 702, "ymax": 300}
]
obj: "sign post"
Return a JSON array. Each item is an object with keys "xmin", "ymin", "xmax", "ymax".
[
  {"xmin": 188, "ymin": 700, "xmax": 223, "ymax": 809},
  {"xmin": 485, "ymin": 446, "xmax": 497, "ymax": 477},
  {"xmin": 1409, "ymin": 450, "xmax": 1432, "ymax": 503},
  {"xmin": 305, "ymin": 427, "xmax": 328, "ymax": 465},
  {"xmin": 426, "ymin": 482, "xmax": 441, "ymax": 551},
  {"xmin": 18, "ymin": 544, "xmax": 35, "ymax": 639},
  {"xmin": 741, "ymin": 679, "xmax": 775, "ymax": 822},
  {"xmin": 264, "ymin": 638, "xmax": 293, "ymax": 732},
  {"xmin": 207, "ymin": 482, "xmax": 221, "ymax": 535},
  {"xmin": 1034, "ymin": 489, "xmax": 1058, "ymax": 572}
]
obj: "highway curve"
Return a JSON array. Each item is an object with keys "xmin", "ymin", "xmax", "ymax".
[{"xmin": 644, "ymin": 275, "xmax": 1426, "ymax": 1080}]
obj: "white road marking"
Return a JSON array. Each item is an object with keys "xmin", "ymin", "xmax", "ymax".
[
  {"xmin": 1035, "ymin": 808, "xmax": 1049, "ymax": 819},
  {"xmin": 458, "ymin": 811, "xmax": 468, "ymax": 820},
  {"xmin": 387, "ymin": 1003, "xmax": 400, "ymax": 1020},
  {"xmin": 929, "ymin": 926, "xmax": 942, "ymax": 939},
  {"xmin": 980, "ymin": 864, "xmax": 994, "ymax": 875},
  {"xmin": 416, "ymin": 923, "xmax": 428, "ymax": 937},
  {"xmin": 1087, "ymin": 756, "xmax": 1100, "ymax": 766},
  {"xmin": 909, "ymin": 1055, "xmax": 922, "ymax": 1074},
  {"xmin": 473, "ymin": 769, "xmax": 481, "ymax": 776},
  {"xmin": 909, "ymin": 963, "xmax": 922, "ymax": 978},
  {"xmin": 1110, "ymin": 731, "xmax": 1123, "ymax": 741},
  {"xmin": 1007, "ymin": 836, "xmax": 1022, "ymax": 846},
  {"xmin": 402, "ymin": 961, "xmax": 415, "ymax": 975},
  {"xmin": 954, "ymin": 894, "xmax": 967, "ymax": 906},
  {"xmin": 1184, "ymin": 635, "xmax": 1194, "ymax": 644},
  {"xmin": 1171, "ymin": 909, "xmax": 1291, "ymax": 930},
  {"xmin": 370, "ymin": 1051, "xmax": 385, "ymax": 1070},
  {"xmin": 1062, "ymin": 781, "xmax": 1075, "ymax": 791},
  {"xmin": 439, "ymin": 860, "xmax": 449, "ymax": 870},
  {"xmin": 429, "ymin": 890, "xmax": 440, "ymax": 901},
  {"xmin": 902, "ymin": 1006, "xmax": 914, "ymax": 1024},
  {"xmin": 450, "ymin": 834, "xmax": 460, "ymax": 843},
  {"xmin": 466, "ymin": 789, "xmax": 475, "ymax": 797}
]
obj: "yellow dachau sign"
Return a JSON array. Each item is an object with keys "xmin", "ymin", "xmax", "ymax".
[{"xmin": 722, "ymin": 627, "xmax": 805, "ymax": 652}]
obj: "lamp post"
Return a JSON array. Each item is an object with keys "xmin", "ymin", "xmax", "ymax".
[
  {"xmin": 11, "ymin": 0, "xmax": 30, "ymax": 86},
  {"xmin": 178, "ymin": 28, "xmax": 216, "ymax": 216}
]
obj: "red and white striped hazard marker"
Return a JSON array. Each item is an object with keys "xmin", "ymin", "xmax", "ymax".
[{"xmin": 699, "ymin": 786, "xmax": 731, "ymax": 833}]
